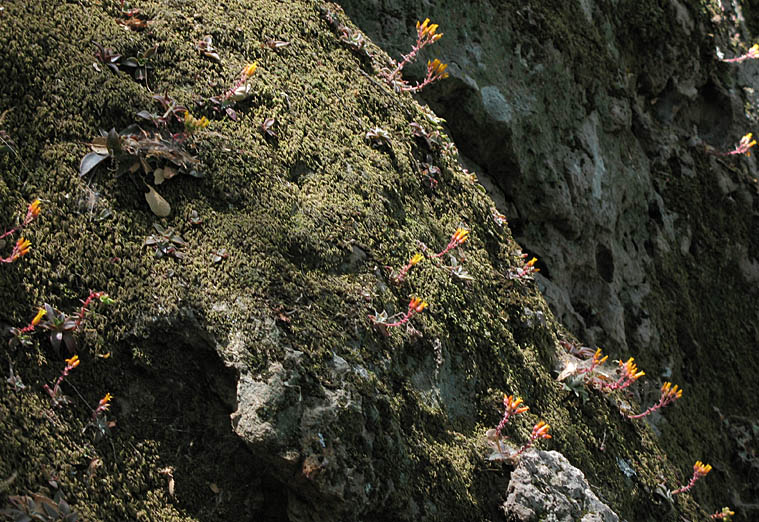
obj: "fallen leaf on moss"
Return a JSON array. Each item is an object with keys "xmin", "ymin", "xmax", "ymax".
[{"xmin": 145, "ymin": 186, "xmax": 170, "ymax": 216}]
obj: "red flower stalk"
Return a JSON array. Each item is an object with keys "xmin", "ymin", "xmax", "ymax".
[
  {"xmin": 577, "ymin": 348, "xmax": 608, "ymax": 376},
  {"xmin": 672, "ymin": 460, "xmax": 711, "ymax": 495},
  {"xmin": 394, "ymin": 253, "xmax": 424, "ymax": 283},
  {"xmin": 602, "ymin": 357, "xmax": 645, "ymax": 391},
  {"xmin": 509, "ymin": 253, "xmax": 540, "ymax": 279},
  {"xmin": 222, "ymin": 63, "xmax": 258, "ymax": 101},
  {"xmin": 1, "ymin": 237, "xmax": 31, "ymax": 264},
  {"xmin": 389, "ymin": 18, "xmax": 443, "ymax": 79},
  {"xmin": 433, "ymin": 228, "xmax": 469, "ymax": 258},
  {"xmin": 75, "ymin": 291, "xmax": 108, "ymax": 329},
  {"xmin": 93, "ymin": 392, "xmax": 113, "ymax": 419},
  {"xmin": 0, "ymin": 199, "xmax": 41, "ymax": 241},
  {"xmin": 402, "ymin": 58, "xmax": 449, "ymax": 93},
  {"xmin": 494, "ymin": 395, "xmax": 530, "ymax": 453},
  {"xmin": 43, "ymin": 355, "xmax": 80, "ymax": 406},
  {"xmin": 628, "ymin": 381, "xmax": 683, "ymax": 419},
  {"xmin": 721, "ymin": 44, "xmax": 759, "ymax": 63},
  {"xmin": 514, "ymin": 421, "xmax": 552, "ymax": 457},
  {"xmin": 370, "ymin": 297, "xmax": 428, "ymax": 328},
  {"xmin": 715, "ymin": 133, "xmax": 757, "ymax": 156}
]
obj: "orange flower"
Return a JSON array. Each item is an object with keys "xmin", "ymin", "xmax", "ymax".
[
  {"xmin": 452, "ymin": 227, "xmax": 469, "ymax": 244},
  {"xmin": 592, "ymin": 348, "xmax": 608, "ymax": 366},
  {"xmin": 661, "ymin": 381, "xmax": 683, "ymax": 401},
  {"xmin": 65, "ymin": 355, "xmax": 80, "ymax": 369},
  {"xmin": 504, "ymin": 395, "xmax": 530, "ymax": 416},
  {"xmin": 12, "ymin": 237, "xmax": 31, "ymax": 260},
  {"xmin": 620, "ymin": 357, "xmax": 645, "ymax": 381},
  {"xmin": 409, "ymin": 297, "xmax": 428, "ymax": 313},
  {"xmin": 531, "ymin": 421, "xmax": 552, "ymax": 440},
  {"xmin": 98, "ymin": 393, "xmax": 113, "ymax": 410},
  {"xmin": 694, "ymin": 460, "xmax": 712, "ymax": 477},
  {"xmin": 28, "ymin": 199, "xmax": 41, "ymax": 218}
]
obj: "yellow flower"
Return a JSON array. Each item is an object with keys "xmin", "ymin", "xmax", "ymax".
[
  {"xmin": 99, "ymin": 392, "xmax": 113, "ymax": 409},
  {"xmin": 28, "ymin": 199, "xmax": 41, "ymax": 218},
  {"xmin": 184, "ymin": 111, "xmax": 210, "ymax": 133},
  {"xmin": 417, "ymin": 18, "xmax": 443, "ymax": 41},
  {"xmin": 592, "ymin": 348, "xmax": 608, "ymax": 365},
  {"xmin": 428, "ymin": 58, "xmax": 449, "ymax": 79},
  {"xmin": 620, "ymin": 357, "xmax": 645, "ymax": 381},
  {"xmin": 12, "ymin": 237, "xmax": 31, "ymax": 260},
  {"xmin": 242, "ymin": 62, "xmax": 258, "ymax": 78},
  {"xmin": 65, "ymin": 355, "xmax": 80, "ymax": 369},
  {"xmin": 661, "ymin": 381, "xmax": 683, "ymax": 400},
  {"xmin": 453, "ymin": 227, "xmax": 470, "ymax": 244},
  {"xmin": 409, "ymin": 253, "xmax": 423, "ymax": 266},
  {"xmin": 31, "ymin": 308, "xmax": 46, "ymax": 326},
  {"xmin": 694, "ymin": 460, "xmax": 712, "ymax": 477}
]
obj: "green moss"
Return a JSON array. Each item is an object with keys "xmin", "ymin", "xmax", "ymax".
[{"xmin": 0, "ymin": 0, "xmax": 718, "ymax": 520}]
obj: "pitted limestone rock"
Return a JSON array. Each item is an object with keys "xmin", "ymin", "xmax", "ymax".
[{"xmin": 503, "ymin": 450, "xmax": 619, "ymax": 522}]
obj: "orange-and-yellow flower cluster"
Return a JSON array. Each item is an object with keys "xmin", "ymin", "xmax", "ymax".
[
  {"xmin": 98, "ymin": 392, "xmax": 113, "ymax": 411},
  {"xmin": 184, "ymin": 111, "xmax": 210, "ymax": 134},
  {"xmin": 619, "ymin": 357, "xmax": 645, "ymax": 384},
  {"xmin": 416, "ymin": 18, "xmax": 443, "ymax": 43},
  {"xmin": 694, "ymin": 460, "xmax": 712, "ymax": 477},
  {"xmin": 408, "ymin": 297, "xmax": 428, "ymax": 313},
  {"xmin": 11, "ymin": 237, "xmax": 31, "ymax": 260},
  {"xmin": 27, "ymin": 199, "xmax": 41, "ymax": 220},
  {"xmin": 672, "ymin": 459, "xmax": 712, "ymax": 495},
  {"xmin": 65, "ymin": 355, "xmax": 80, "ymax": 370},
  {"xmin": 504, "ymin": 395, "xmax": 530, "ymax": 417},
  {"xmin": 531, "ymin": 421, "xmax": 552, "ymax": 440},
  {"xmin": 426, "ymin": 58, "xmax": 449, "ymax": 81}
]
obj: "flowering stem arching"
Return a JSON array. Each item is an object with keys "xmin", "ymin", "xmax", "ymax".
[
  {"xmin": 672, "ymin": 461, "xmax": 712, "ymax": 495},
  {"xmin": 389, "ymin": 18, "xmax": 443, "ymax": 79},
  {"xmin": 369, "ymin": 297, "xmax": 428, "ymax": 328},
  {"xmin": 0, "ymin": 237, "xmax": 31, "ymax": 264},
  {"xmin": 394, "ymin": 253, "xmax": 424, "ymax": 284},
  {"xmin": 433, "ymin": 228, "xmax": 469, "ymax": 258},
  {"xmin": 222, "ymin": 63, "xmax": 258, "ymax": 101},
  {"xmin": 514, "ymin": 421, "xmax": 552, "ymax": 457},
  {"xmin": 43, "ymin": 355, "xmax": 80, "ymax": 407},
  {"xmin": 627, "ymin": 381, "xmax": 682, "ymax": 419},
  {"xmin": 720, "ymin": 43, "xmax": 759, "ymax": 63},
  {"xmin": 714, "ymin": 133, "xmax": 757, "ymax": 156},
  {"xmin": 601, "ymin": 357, "xmax": 645, "ymax": 392},
  {"xmin": 0, "ymin": 199, "xmax": 41, "ymax": 241}
]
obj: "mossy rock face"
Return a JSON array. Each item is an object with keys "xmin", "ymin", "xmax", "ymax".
[
  {"xmin": 340, "ymin": 0, "xmax": 759, "ymax": 519},
  {"xmin": 0, "ymin": 1, "xmax": 727, "ymax": 521}
]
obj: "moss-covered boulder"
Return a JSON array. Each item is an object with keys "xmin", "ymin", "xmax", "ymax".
[{"xmin": 0, "ymin": 0, "xmax": 750, "ymax": 521}]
